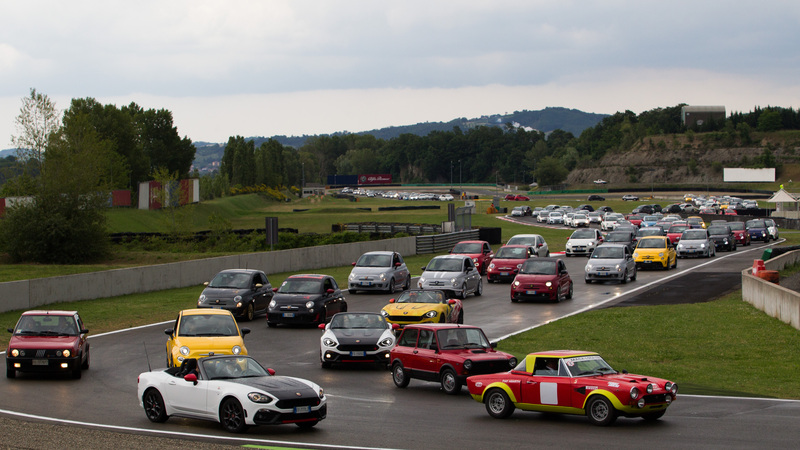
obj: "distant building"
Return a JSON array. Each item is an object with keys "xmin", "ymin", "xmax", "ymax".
[{"xmin": 681, "ymin": 105, "xmax": 726, "ymax": 129}]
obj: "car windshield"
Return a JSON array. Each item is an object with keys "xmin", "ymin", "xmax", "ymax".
[
  {"xmin": 507, "ymin": 236, "xmax": 536, "ymax": 246},
  {"xmin": 682, "ymin": 230, "xmax": 707, "ymax": 240},
  {"xmin": 202, "ymin": 356, "xmax": 269, "ymax": 380},
  {"xmin": 208, "ymin": 272, "xmax": 251, "ymax": 289},
  {"xmin": 708, "ymin": 226, "xmax": 729, "ymax": 235},
  {"xmin": 563, "ymin": 355, "xmax": 617, "ymax": 377},
  {"xmin": 605, "ymin": 234, "xmax": 629, "ymax": 243},
  {"xmin": 437, "ymin": 327, "xmax": 491, "ymax": 350},
  {"xmin": 494, "ymin": 246, "xmax": 529, "ymax": 259},
  {"xmin": 728, "ymin": 222, "xmax": 745, "ymax": 231},
  {"xmin": 395, "ymin": 290, "xmax": 445, "ymax": 304},
  {"xmin": 426, "ymin": 258, "xmax": 463, "ymax": 272},
  {"xmin": 571, "ymin": 229, "xmax": 596, "ymax": 239},
  {"xmin": 747, "ymin": 220, "xmax": 766, "ymax": 228},
  {"xmin": 451, "ymin": 243, "xmax": 482, "ymax": 253},
  {"xmin": 13, "ymin": 315, "xmax": 78, "ymax": 336},
  {"xmin": 637, "ymin": 228, "xmax": 662, "ymax": 237},
  {"xmin": 668, "ymin": 225, "xmax": 687, "ymax": 234},
  {"xmin": 179, "ymin": 314, "xmax": 238, "ymax": 337},
  {"xmin": 644, "ymin": 215, "xmax": 659, "ymax": 222},
  {"xmin": 637, "ymin": 238, "xmax": 666, "ymax": 249},
  {"xmin": 356, "ymin": 253, "xmax": 392, "ymax": 267},
  {"xmin": 519, "ymin": 260, "xmax": 557, "ymax": 275},
  {"xmin": 574, "ymin": 214, "xmax": 587, "ymax": 220},
  {"xmin": 330, "ymin": 313, "xmax": 386, "ymax": 329},
  {"xmin": 278, "ymin": 278, "xmax": 323, "ymax": 294},
  {"xmin": 591, "ymin": 246, "xmax": 624, "ymax": 259}
]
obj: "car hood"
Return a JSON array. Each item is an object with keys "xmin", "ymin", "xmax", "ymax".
[
  {"xmin": 490, "ymin": 258, "xmax": 527, "ymax": 268},
  {"xmin": 586, "ymin": 258, "xmax": 624, "ymax": 266},
  {"xmin": 8, "ymin": 335, "xmax": 81, "ymax": 350},
  {"xmin": 439, "ymin": 348, "xmax": 514, "ymax": 361},
  {"xmin": 226, "ymin": 376, "xmax": 319, "ymax": 399},
  {"xmin": 513, "ymin": 274, "xmax": 558, "ymax": 283},
  {"xmin": 678, "ymin": 239, "xmax": 708, "ymax": 245},
  {"xmin": 330, "ymin": 328, "xmax": 386, "ymax": 341},
  {"xmin": 421, "ymin": 271, "xmax": 461, "ymax": 279},
  {"xmin": 382, "ymin": 303, "xmax": 446, "ymax": 314},
  {"xmin": 273, "ymin": 293, "xmax": 324, "ymax": 304},
  {"xmin": 175, "ymin": 336, "xmax": 246, "ymax": 354},
  {"xmin": 350, "ymin": 267, "xmax": 392, "ymax": 276},
  {"xmin": 201, "ymin": 287, "xmax": 246, "ymax": 299},
  {"xmin": 568, "ymin": 238, "xmax": 598, "ymax": 245}
]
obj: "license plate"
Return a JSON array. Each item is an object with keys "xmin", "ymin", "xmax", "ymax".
[
  {"xmin": 32, "ymin": 359, "xmax": 48, "ymax": 366},
  {"xmin": 360, "ymin": 282, "xmax": 372, "ymax": 286},
  {"xmin": 526, "ymin": 290, "xmax": 537, "ymax": 295},
  {"xmin": 500, "ymin": 272, "xmax": 509, "ymax": 276},
  {"xmin": 294, "ymin": 406, "xmax": 310, "ymax": 413},
  {"xmin": 599, "ymin": 272, "xmax": 608, "ymax": 276},
  {"xmin": 350, "ymin": 351, "xmax": 365, "ymax": 356},
  {"xmin": 644, "ymin": 260, "xmax": 652, "ymax": 263},
  {"xmin": 283, "ymin": 313, "xmax": 295, "ymax": 318}
]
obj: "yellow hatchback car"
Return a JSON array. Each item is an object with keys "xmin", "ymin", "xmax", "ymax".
[
  {"xmin": 633, "ymin": 236, "xmax": 677, "ymax": 270},
  {"xmin": 164, "ymin": 309, "xmax": 250, "ymax": 368}
]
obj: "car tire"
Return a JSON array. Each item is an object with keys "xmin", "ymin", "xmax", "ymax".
[
  {"xmin": 348, "ymin": 289, "xmax": 357, "ymax": 295},
  {"xmin": 392, "ymin": 363, "xmax": 410, "ymax": 388},
  {"xmin": 267, "ymin": 321, "xmax": 277, "ymax": 328},
  {"xmin": 243, "ymin": 303, "xmax": 254, "ymax": 322},
  {"xmin": 81, "ymin": 349, "xmax": 90, "ymax": 370},
  {"xmin": 318, "ymin": 307, "xmax": 328, "ymax": 326},
  {"xmin": 321, "ymin": 361, "xmax": 331, "ymax": 369},
  {"xmin": 566, "ymin": 283, "xmax": 573, "ymax": 300},
  {"xmin": 403, "ymin": 277, "xmax": 410, "ymax": 291},
  {"xmin": 621, "ymin": 270, "xmax": 628, "ymax": 284},
  {"xmin": 484, "ymin": 389, "xmax": 515, "ymax": 419},
  {"xmin": 6, "ymin": 367, "xmax": 15, "ymax": 379},
  {"xmin": 585, "ymin": 278, "xmax": 591, "ymax": 284},
  {"xmin": 296, "ymin": 420, "xmax": 319, "ymax": 429},
  {"xmin": 457, "ymin": 310, "xmax": 464, "ymax": 324},
  {"xmin": 220, "ymin": 397, "xmax": 248, "ymax": 433},
  {"xmin": 586, "ymin": 396, "xmax": 617, "ymax": 426},
  {"xmin": 459, "ymin": 283, "xmax": 468, "ymax": 299},
  {"xmin": 143, "ymin": 388, "xmax": 169, "ymax": 423},
  {"xmin": 440, "ymin": 368, "xmax": 462, "ymax": 395},
  {"xmin": 387, "ymin": 279, "xmax": 395, "ymax": 294},
  {"xmin": 474, "ymin": 279, "xmax": 483, "ymax": 297},
  {"xmin": 630, "ymin": 267, "xmax": 637, "ymax": 281}
]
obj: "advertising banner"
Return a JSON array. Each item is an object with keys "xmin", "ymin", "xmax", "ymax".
[{"xmin": 358, "ymin": 174, "xmax": 392, "ymax": 185}]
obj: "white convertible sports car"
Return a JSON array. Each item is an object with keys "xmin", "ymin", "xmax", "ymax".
[{"xmin": 137, "ymin": 355, "xmax": 327, "ymax": 433}]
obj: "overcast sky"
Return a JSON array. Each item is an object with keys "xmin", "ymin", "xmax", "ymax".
[{"xmin": 2, "ymin": 1, "xmax": 799, "ymax": 148}]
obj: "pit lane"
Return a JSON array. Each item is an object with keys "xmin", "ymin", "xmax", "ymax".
[{"xmin": 2, "ymin": 233, "xmax": 799, "ymax": 449}]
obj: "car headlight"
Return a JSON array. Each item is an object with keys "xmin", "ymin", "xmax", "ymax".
[
  {"xmin": 180, "ymin": 346, "xmax": 190, "ymax": 356},
  {"xmin": 633, "ymin": 252, "xmax": 639, "ymax": 258},
  {"xmin": 450, "ymin": 278, "xmax": 459, "ymax": 287},
  {"xmin": 305, "ymin": 300, "xmax": 315, "ymax": 309},
  {"xmin": 658, "ymin": 252, "xmax": 665, "ymax": 257},
  {"xmin": 699, "ymin": 243, "xmax": 705, "ymax": 249},
  {"xmin": 379, "ymin": 337, "xmax": 395, "ymax": 347},
  {"xmin": 199, "ymin": 294, "xmax": 206, "ymax": 302},
  {"xmin": 646, "ymin": 383, "xmax": 654, "ymax": 393},
  {"xmin": 248, "ymin": 392, "xmax": 274, "ymax": 403},
  {"xmin": 488, "ymin": 263, "xmax": 495, "ymax": 269},
  {"xmin": 62, "ymin": 349, "xmax": 71, "ymax": 357},
  {"xmin": 318, "ymin": 388, "xmax": 325, "ymax": 399},
  {"xmin": 419, "ymin": 277, "xmax": 426, "ymax": 284},
  {"xmin": 380, "ymin": 310, "xmax": 389, "ymax": 317},
  {"xmin": 10, "ymin": 349, "xmax": 19, "ymax": 357},
  {"xmin": 630, "ymin": 386, "xmax": 640, "ymax": 399},
  {"xmin": 349, "ymin": 273, "xmax": 356, "ymax": 281},
  {"xmin": 512, "ymin": 281, "xmax": 520, "ymax": 288},
  {"xmin": 615, "ymin": 264, "xmax": 622, "ymax": 272},
  {"xmin": 677, "ymin": 243, "xmax": 684, "ymax": 249},
  {"xmin": 269, "ymin": 300, "xmax": 277, "ymax": 309},
  {"xmin": 545, "ymin": 281, "xmax": 552, "ymax": 287},
  {"xmin": 322, "ymin": 337, "xmax": 338, "ymax": 347},
  {"xmin": 232, "ymin": 346, "xmax": 242, "ymax": 355},
  {"xmin": 380, "ymin": 273, "xmax": 387, "ymax": 281},
  {"xmin": 424, "ymin": 310, "xmax": 438, "ymax": 318},
  {"xmin": 586, "ymin": 263, "xmax": 593, "ymax": 271}
]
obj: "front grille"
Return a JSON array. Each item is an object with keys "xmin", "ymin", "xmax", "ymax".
[
  {"xmin": 387, "ymin": 315, "xmax": 422, "ymax": 322},
  {"xmin": 643, "ymin": 393, "xmax": 668, "ymax": 404},
  {"xmin": 428, "ymin": 281, "xmax": 446, "ymax": 286},
  {"xmin": 337, "ymin": 344, "xmax": 378, "ymax": 352},
  {"xmin": 275, "ymin": 397, "xmax": 321, "ymax": 409}
]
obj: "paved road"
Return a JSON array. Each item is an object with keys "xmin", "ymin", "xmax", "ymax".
[{"xmin": 2, "ymin": 226, "xmax": 799, "ymax": 449}]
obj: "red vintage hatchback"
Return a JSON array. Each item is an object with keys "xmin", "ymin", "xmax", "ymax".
[
  {"xmin": 486, "ymin": 245, "xmax": 536, "ymax": 283},
  {"xmin": 390, "ymin": 323, "xmax": 517, "ymax": 395},
  {"xmin": 6, "ymin": 310, "xmax": 90, "ymax": 379},
  {"xmin": 510, "ymin": 258, "xmax": 573, "ymax": 302}
]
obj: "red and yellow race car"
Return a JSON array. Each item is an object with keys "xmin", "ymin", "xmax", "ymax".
[{"xmin": 467, "ymin": 350, "xmax": 677, "ymax": 426}]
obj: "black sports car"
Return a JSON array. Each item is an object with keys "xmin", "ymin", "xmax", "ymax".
[
  {"xmin": 197, "ymin": 269, "xmax": 273, "ymax": 321},
  {"xmin": 267, "ymin": 274, "xmax": 347, "ymax": 327}
]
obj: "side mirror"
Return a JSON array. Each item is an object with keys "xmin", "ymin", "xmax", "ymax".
[
  {"xmin": 164, "ymin": 328, "xmax": 174, "ymax": 336},
  {"xmin": 203, "ymin": 281, "xmax": 210, "ymax": 286},
  {"xmin": 272, "ymin": 287, "xmax": 278, "ymax": 292},
  {"xmin": 389, "ymin": 298, "xmax": 396, "ymax": 303},
  {"xmin": 254, "ymin": 283, "xmax": 263, "ymax": 290},
  {"xmin": 395, "ymin": 262, "xmax": 402, "ymax": 267},
  {"xmin": 184, "ymin": 373, "xmax": 198, "ymax": 385},
  {"xmin": 267, "ymin": 368, "xmax": 276, "ymax": 376},
  {"xmin": 490, "ymin": 342, "xmax": 498, "ymax": 348},
  {"xmin": 351, "ymin": 262, "xmax": 357, "ymax": 266},
  {"xmin": 318, "ymin": 323, "xmax": 327, "ymax": 330},
  {"xmin": 448, "ymin": 299, "xmax": 457, "ymax": 305},
  {"xmin": 326, "ymin": 288, "xmax": 335, "ymax": 294},
  {"xmin": 7, "ymin": 328, "xmax": 13, "ymax": 333},
  {"xmin": 421, "ymin": 266, "xmax": 427, "ymax": 271},
  {"xmin": 391, "ymin": 323, "xmax": 400, "ymax": 330},
  {"xmin": 240, "ymin": 327, "xmax": 251, "ymax": 336},
  {"xmin": 80, "ymin": 329, "xmax": 89, "ymax": 334}
]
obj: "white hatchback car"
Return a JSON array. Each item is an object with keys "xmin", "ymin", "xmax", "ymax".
[
  {"xmin": 418, "ymin": 255, "xmax": 482, "ymax": 299},
  {"xmin": 566, "ymin": 228, "xmax": 604, "ymax": 257},
  {"xmin": 506, "ymin": 234, "xmax": 550, "ymax": 257}
]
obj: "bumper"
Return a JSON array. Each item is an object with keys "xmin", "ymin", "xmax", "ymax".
[
  {"xmin": 348, "ymin": 281, "xmax": 391, "ymax": 291},
  {"xmin": 7, "ymin": 356, "xmax": 81, "ymax": 374},
  {"xmin": 566, "ymin": 247, "xmax": 593, "ymax": 256},
  {"xmin": 635, "ymin": 259, "xmax": 667, "ymax": 269},
  {"xmin": 197, "ymin": 303, "xmax": 248, "ymax": 318},
  {"xmin": 585, "ymin": 271, "xmax": 625, "ymax": 281},
  {"xmin": 268, "ymin": 311, "xmax": 323, "ymax": 325},
  {"xmin": 252, "ymin": 403, "xmax": 327, "ymax": 426},
  {"xmin": 676, "ymin": 249, "xmax": 709, "ymax": 257},
  {"xmin": 511, "ymin": 290, "xmax": 558, "ymax": 302},
  {"xmin": 321, "ymin": 349, "xmax": 391, "ymax": 365},
  {"xmin": 486, "ymin": 271, "xmax": 517, "ymax": 283}
]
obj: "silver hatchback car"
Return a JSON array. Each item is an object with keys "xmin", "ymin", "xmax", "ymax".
[
  {"xmin": 676, "ymin": 229, "xmax": 715, "ymax": 258},
  {"xmin": 585, "ymin": 244, "xmax": 637, "ymax": 284},
  {"xmin": 348, "ymin": 251, "xmax": 411, "ymax": 294},
  {"xmin": 418, "ymin": 254, "xmax": 482, "ymax": 299}
]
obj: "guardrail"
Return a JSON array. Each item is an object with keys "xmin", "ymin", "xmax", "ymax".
[
  {"xmin": 416, "ymin": 230, "xmax": 480, "ymax": 254},
  {"xmin": 741, "ymin": 249, "xmax": 800, "ymax": 331},
  {"xmin": 343, "ymin": 223, "xmax": 441, "ymax": 234}
]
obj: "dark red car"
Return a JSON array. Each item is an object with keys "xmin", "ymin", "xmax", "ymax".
[
  {"xmin": 389, "ymin": 323, "xmax": 517, "ymax": 395},
  {"xmin": 450, "ymin": 240, "xmax": 494, "ymax": 275},
  {"xmin": 666, "ymin": 224, "xmax": 689, "ymax": 245},
  {"xmin": 727, "ymin": 221, "xmax": 751, "ymax": 246},
  {"xmin": 510, "ymin": 257, "xmax": 573, "ymax": 303},
  {"xmin": 486, "ymin": 245, "xmax": 536, "ymax": 283},
  {"xmin": 6, "ymin": 310, "xmax": 90, "ymax": 379}
]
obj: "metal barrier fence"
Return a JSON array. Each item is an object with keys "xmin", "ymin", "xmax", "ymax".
[
  {"xmin": 415, "ymin": 230, "xmax": 480, "ymax": 254},
  {"xmin": 343, "ymin": 223, "xmax": 441, "ymax": 234}
]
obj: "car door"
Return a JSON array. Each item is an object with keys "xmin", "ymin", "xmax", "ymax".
[
  {"xmin": 408, "ymin": 329, "xmax": 440, "ymax": 380},
  {"xmin": 519, "ymin": 357, "xmax": 573, "ymax": 408},
  {"xmin": 163, "ymin": 372, "xmax": 210, "ymax": 417},
  {"xmin": 392, "ymin": 253, "xmax": 410, "ymax": 287},
  {"xmin": 463, "ymin": 258, "xmax": 480, "ymax": 293},
  {"xmin": 322, "ymin": 277, "xmax": 343, "ymax": 316},
  {"xmin": 253, "ymin": 272, "xmax": 272, "ymax": 313},
  {"xmin": 557, "ymin": 260, "xmax": 571, "ymax": 297}
]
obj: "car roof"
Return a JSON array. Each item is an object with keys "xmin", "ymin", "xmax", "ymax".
[
  {"xmin": 360, "ymin": 251, "xmax": 394, "ymax": 256},
  {"xmin": 21, "ymin": 310, "xmax": 77, "ymax": 316},
  {"xmin": 287, "ymin": 274, "xmax": 329, "ymax": 279},
  {"xmin": 639, "ymin": 235, "xmax": 668, "ymax": 241},
  {"xmin": 217, "ymin": 268, "xmax": 261, "ymax": 274},
  {"xmin": 180, "ymin": 308, "xmax": 236, "ymax": 316},
  {"xmin": 527, "ymin": 350, "xmax": 598, "ymax": 358},
  {"xmin": 433, "ymin": 254, "xmax": 471, "ymax": 260},
  {"xmin": 401, "ymin": 323, "xmax": 479, "ymax": 331}
]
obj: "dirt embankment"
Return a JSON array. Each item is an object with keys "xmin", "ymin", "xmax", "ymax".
[{"xmin": 567, "ymin": 133, "xmax": 800, "ymax": 185}]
